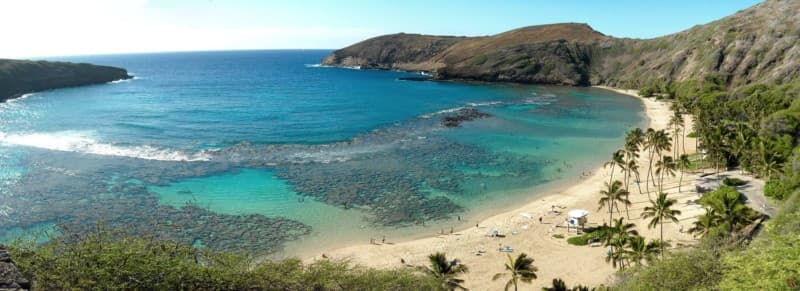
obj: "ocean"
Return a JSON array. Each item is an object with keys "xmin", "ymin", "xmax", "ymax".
[{"xmin": 0, "ymin": 50, "xmax": 644, "ymax": 257}]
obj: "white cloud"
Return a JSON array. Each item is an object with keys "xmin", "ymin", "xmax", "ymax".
[{"xmin": 0, "ymin": 0, "xmax": 382, "ymax": 58}]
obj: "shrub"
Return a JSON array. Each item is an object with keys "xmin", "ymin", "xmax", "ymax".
[
  {"xmin": 765, "ymin": 178, "xmax": 793, "ymax": 200},
  {"xmin": 699, "ymin": 185, "xmax": 740, "ymax": 206},
  {"xmin": 638, "ymin": 86, "xmax": 656, "ymax": 97},
  {"xmin": 566, "ymin": 229, "xmax": 602, "ymax": 246},
  {"xmin": 723, "ymin": 177, "xmax": 747, "ymax": 187},
  {"xmin": 10, "ymin": 229, "xmax": 443, "ymax": 290},
  {"xmin": 614, "ymin": 237, "xmax": 728, "ymax": 290},
  {"xmin": 718, "ymin": 191, "xmax": 800, "ymax": 290}
]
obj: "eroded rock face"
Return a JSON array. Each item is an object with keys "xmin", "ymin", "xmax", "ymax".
[{"xmin": 0, "ymin": 245, "xmax": 30, "ymax": 291}]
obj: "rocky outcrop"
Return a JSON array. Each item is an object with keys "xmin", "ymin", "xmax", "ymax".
[
  {"xmin": 323, "ymin": 0, "xmax": 800, "ymax": 89},
  {"xmin": 0, "ymin": 59, "xmax": 132, "ymax": 102},
  {"xmin": 441, "ymin": 108, "xmax": 491, "ymax": 127},
  {"xmin": 0, "ymin": 245, "xmax": 29, "ymax": 291}
]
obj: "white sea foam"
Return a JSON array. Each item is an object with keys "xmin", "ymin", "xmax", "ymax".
[
  {"xmin": 419, "ymin": 106, "xmax": 466, "ymax": 119},
  {"xmin": 304, "ymin": 64, "xmax": 361, "ymax": 70},
  {"xmin": 5, "ymin": 93, "xmax": 35, "ymax": 104},
  {"xmin": 0, "ymin": 131, "xmax": 210, "ymax": 162},
  {"xmin": 466, "ymin": 101, "xmax": 503, "ymax": 107}
]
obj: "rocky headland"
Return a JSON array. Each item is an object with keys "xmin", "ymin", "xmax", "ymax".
[
  {"xmin": 0, "ymin": 59, "xmax": 132, "ymax": 102},
  {"xmin": 323, "ymin": 0, "xmax": 800, "ymax": 89}
]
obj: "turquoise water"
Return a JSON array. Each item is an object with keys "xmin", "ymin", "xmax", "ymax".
[{"xmin": 0, "ymin": 50, "xmax": 644, "ymax": 256}]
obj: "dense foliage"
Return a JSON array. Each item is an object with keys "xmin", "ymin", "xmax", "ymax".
[
  {"xmin": 612, "ymin": 78, "xmax": 800, "ymax": 290},
  {"xmin": 718, "ymin": 191, "xmax": 800, "ymax": 290},
  {"xmin": 8, "ymin": 229, "xmax": 442, "ymax": 290}
]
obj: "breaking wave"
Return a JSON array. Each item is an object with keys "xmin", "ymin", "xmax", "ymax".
[{"xmin": 0, "ymin": 131, "xmax": 211, "ymax": 162}]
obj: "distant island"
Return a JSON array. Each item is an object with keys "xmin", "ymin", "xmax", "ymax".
[
  {"xmin": 323, "ymin": 0, "xmax": 799, "ymax": 88},
  {"xmin": 0, "ymin": 59, "xmax": 132, "ymax": 102}
]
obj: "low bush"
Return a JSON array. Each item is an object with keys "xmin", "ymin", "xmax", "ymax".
[
  {"xmin": 566, "ymin": 229, "xmax": 602, "ymax": 246},
  {"xmin": 723, "ymin": 177, "xmax": 747, "ymax": 187},
  {"xmin": 9, "ymin": 229, "xmax": 443, "ymax": 290}
]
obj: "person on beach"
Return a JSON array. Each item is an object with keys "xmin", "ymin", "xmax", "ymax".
[
  {"xmin": 539, "ymin": 216, "xmax": 543, "ymax": 224},
  {"xmin": 382, "ymin": 236, "xmax": 386, "ymax": 243}
]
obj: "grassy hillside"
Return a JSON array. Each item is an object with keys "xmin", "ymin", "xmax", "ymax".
[
  {"xmin": 0, "ymin": 59, "xmax": 131, "ymax": 102},
  {"xmin": 323, "ymin": 0, "xmax": 800, "ymax": 88}
]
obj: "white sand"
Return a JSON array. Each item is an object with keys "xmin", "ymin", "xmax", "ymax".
[{"xmin": 312, "ymin": 86, "xmax": 703, "ymax": 289}]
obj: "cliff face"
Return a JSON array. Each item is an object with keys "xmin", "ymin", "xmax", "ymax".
[
  {"xmin": 0, "ymin": 59, "xmax": 132, "ymax": 102},
  {"xmin": 323, "ymin": 0, "xmax": 800, "ymax": 88}
]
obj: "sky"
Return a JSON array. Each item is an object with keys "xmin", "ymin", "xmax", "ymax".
[{"xmin": 1, "ymin": 0, "xmax": 763, "ymax": 58}]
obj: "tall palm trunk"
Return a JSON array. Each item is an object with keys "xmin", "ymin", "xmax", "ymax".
[
  {"xmin": 681, "ymin": 126, "xmax": 686, "ymax": 157},
  {"xmin": 623, "ymin": 157, "xmax": 631, "ymax": 219},
  {"xmin": 646, "ymin": 148, "xmax": 655, "ymax": 193},
  {"xmin": 609, "ymin": 165, "xmax": 616, "ymax": 185},
  {"xmin": 635, "ymin": 171, "xmax": 645, "ymax": 199},
  {"xmin": 660, "ymin": 220, "xmax": 664, "ymax": 260}
]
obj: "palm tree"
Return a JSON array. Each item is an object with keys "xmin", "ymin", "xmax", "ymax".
[
  {"xmin": 641, "ymin": 192, "xmax": 681, "ymax": 259},
  {"xmin": 624, "ymin": 235, "xmax": 661, "ymax": 267},
  {"xmin": 624, "ymin": 128, "xmax": 645, "ymax": 188},
  {"xmin": 543, "ymin": 278, "xmax": 568, "ymax": 291},
  {"xmin": 420, "ymin": 252, "xmax": 469, "ymax": 290},
  {"xmin": 492, "ymin": 253, "xmax": 537, "ymax": 291},
  {"xmin": 653, "ymin": 130, "xmax": 672, "ymax": 179},
  {"xmin": 628, "ymin": 160, "xmax": 643, "ymax": 194},
  {"xmin": 601, "ymin": 217, "xmax": 639, "ymax": 269},
  {"xmin": 707, "ymin": 190, "xmax": 752, "ymax": 232},
  {"xmin": 677, "ymin": 154, "xmax": 691, "ymax": 192},
  {"xmin": 604, "ymin": 150, "xmax": 626, "ymax": 184},
  {"xmin": 668, "ymin": 107, "xmax": 684, "ymax": 158},
  {"xmin": 598, "ymin": 181, "xmax": 631, "ymax": 223},
  {"xmin": 654, "ymin": 156, "xmax": 677, "ymax": 193},
  {"xmin": 644, "ymin": 128, "xmax": 657, "ymax": 193},
  {"xmin": 543, "ymin": 278, "xmax": 593, "ymax": 291},
  {"xmin": 688, "ymin": 208, "xmax": 718, "ymax": 238}
]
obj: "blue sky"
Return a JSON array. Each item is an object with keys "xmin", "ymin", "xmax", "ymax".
[{"xmin": 1, "ymin": 0, "xmax": 762, "ymax": 58}]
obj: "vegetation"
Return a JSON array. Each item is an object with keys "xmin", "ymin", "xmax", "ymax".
[
  {"xmin": 8, "ymin": 229, "xmax": 443, "ymax": 290},
  {"xmin": 597, "ymin": 180, "xmax": 630, "ymax": 223},
  {"xmin": 543, "ymin": 278, "xmax": 595, "ymax": 291},
  {"xmin": 566, "ymin": 229, "xmax": 603, "ymax": 246},
  {"xmin": 641, "ymin": 192, "xmax": 681, "ymax": 259},
  {"xmin": 419, "ymin": 252, "xmax": 469, "ymax": 290},
  {"xmin": 492, "ymin": 253, "xmax": 538, "ymax": 291},
  {"xmin": 718, "ymin": 190, "xmax": 800, "ymax": 289},
  {"xmin": 612, "ymin": 78, "xmax": 800, "ymax": 289},
  {"xmin": 723, "ymin": 177, "xmax": 747, "ymax": 187}
]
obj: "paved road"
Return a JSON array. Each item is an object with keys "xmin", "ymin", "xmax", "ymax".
[{"xmin": 694, "ymin": 171, "xmax": 776, "ymax": 217}]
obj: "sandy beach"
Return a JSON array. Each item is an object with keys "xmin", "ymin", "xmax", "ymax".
[{"xmin": 313, "ymin": 86, "xmax": 705, "ymax": 290}]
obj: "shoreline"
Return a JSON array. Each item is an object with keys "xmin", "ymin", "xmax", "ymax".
[{"xmin": 313, "ymin": 86, "xmax": 702, "ymax": 289}]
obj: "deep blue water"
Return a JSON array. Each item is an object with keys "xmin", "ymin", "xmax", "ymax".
[{"xmin": 0, "ymin": 50, "xmax": 645, "ymax": 256}]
